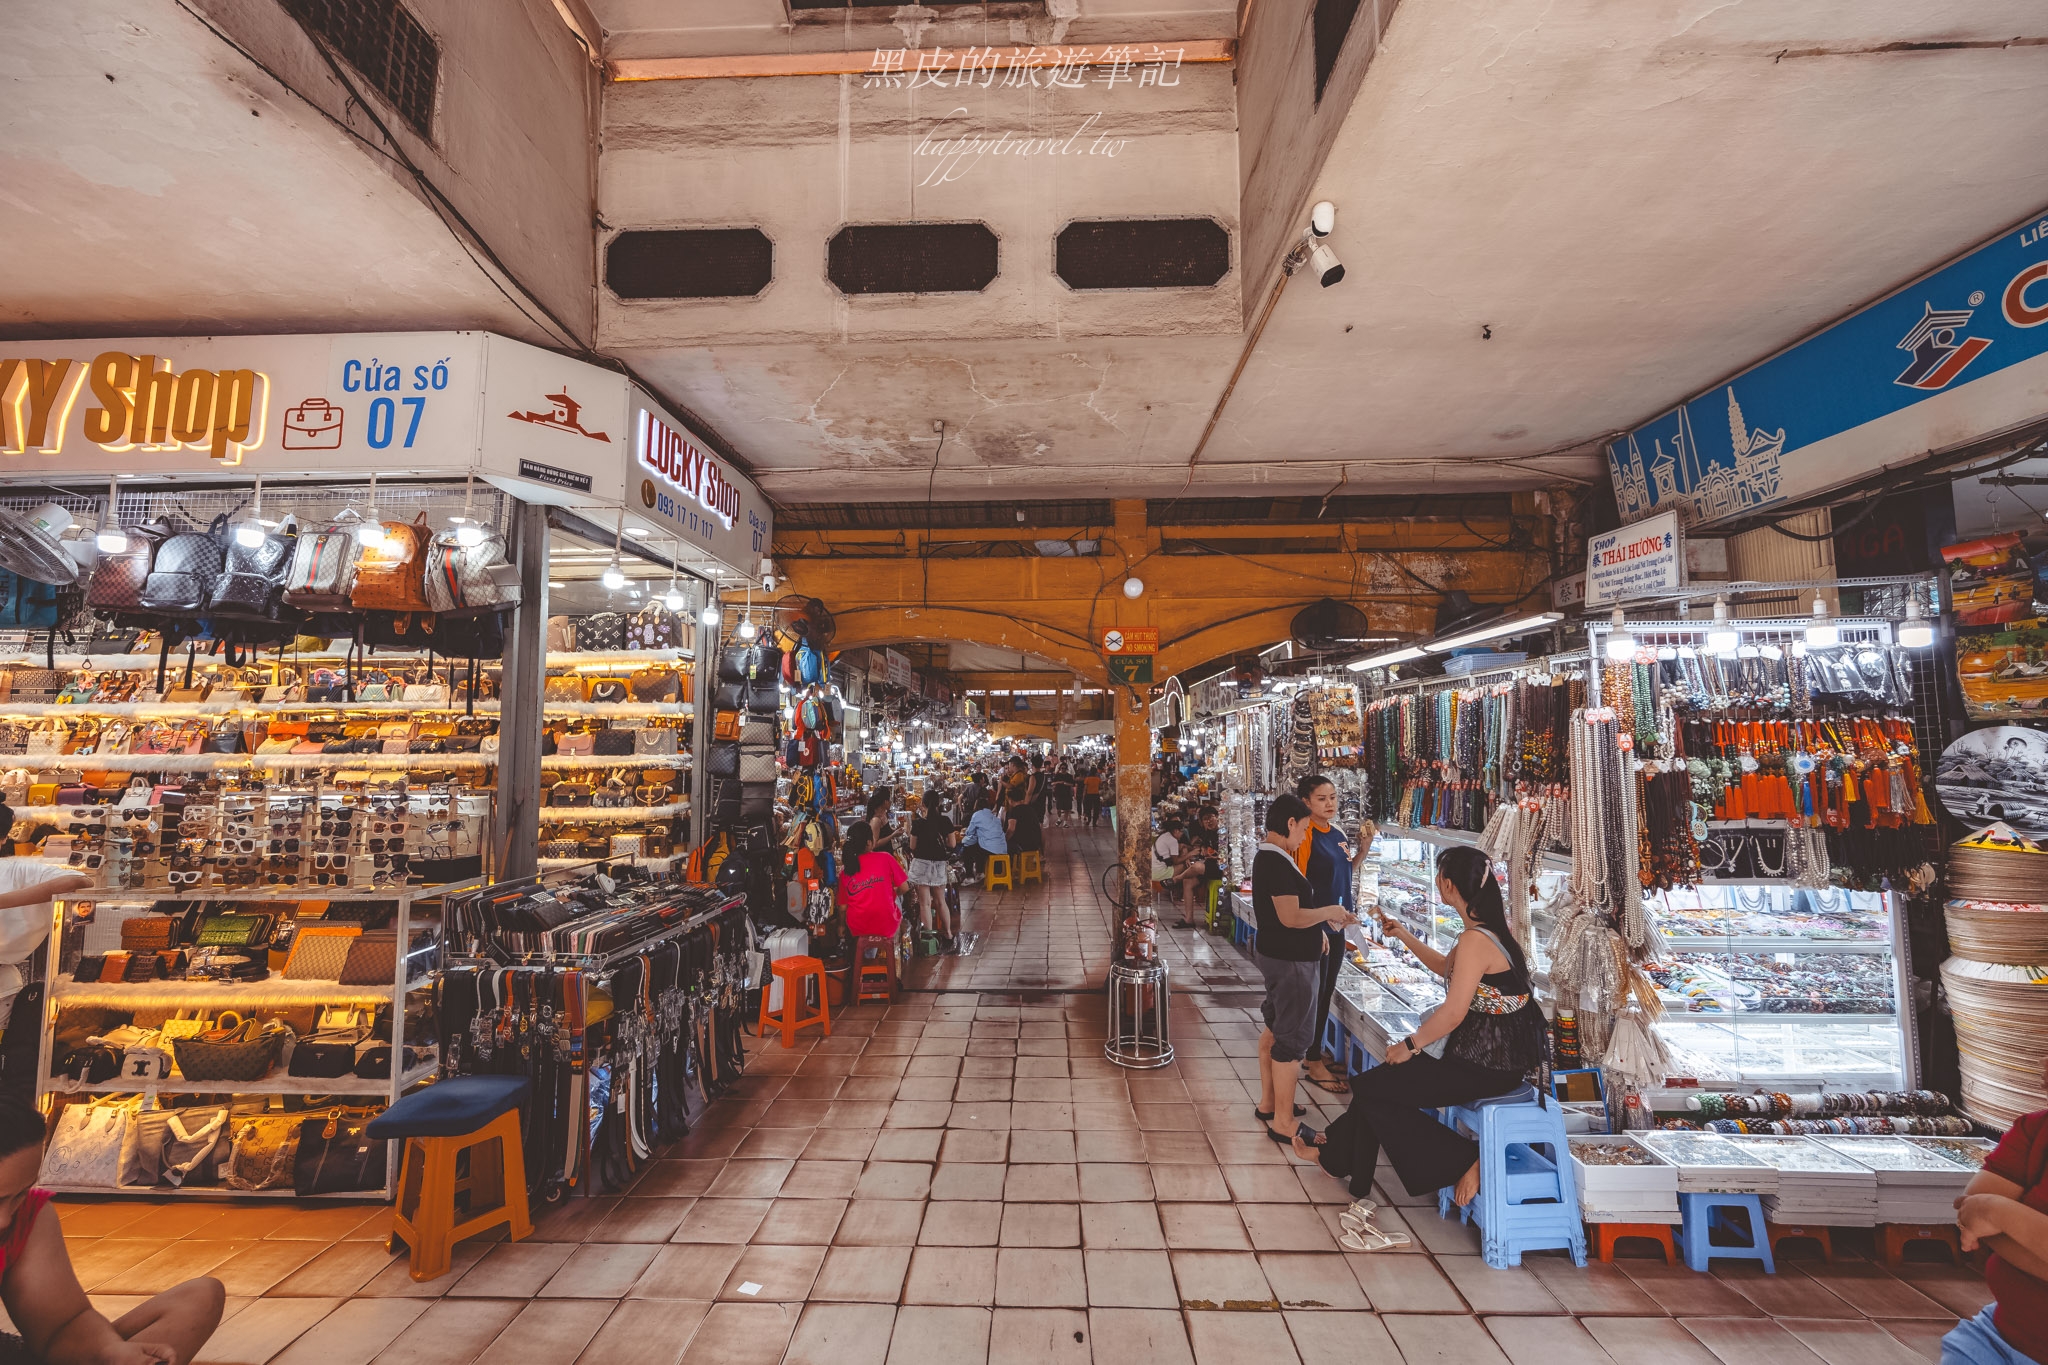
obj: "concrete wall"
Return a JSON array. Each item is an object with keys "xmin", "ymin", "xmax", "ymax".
[{"xmin": 1234, "ymin": 0, "xmax": 1397, "ymax": 320}]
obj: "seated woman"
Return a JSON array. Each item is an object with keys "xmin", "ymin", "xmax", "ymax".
[
  {"xmin": 1290, "ymin": 846, "xmax": 1547, "ymax": 1252},
  {"xmin": 958, "ymin": 794, "xmax": 1009, "ymax": 881},
  {"xmin": 0, "ymin": 1097, "xmax": 223, "ymax": 1363},
  {"xmin": 839, "ymin": 821, "xmax": 908, "ymax": 944}
]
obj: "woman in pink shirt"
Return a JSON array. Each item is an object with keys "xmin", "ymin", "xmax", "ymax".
[{"xmin": 839, "ymin": 822, "xmax": 908, "ymax": 939}]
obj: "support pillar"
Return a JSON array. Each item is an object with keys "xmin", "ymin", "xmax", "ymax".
[
  {"xmin": 691, "ymin": 593, "xmax": 717, "ymax": 854},
  {"xmin": 1115, "ymin": 689, "xmax": 1153, "ymax": 905},
  {"xmin": 496, "ymin": 501, "xmax": 548, "ymax": 881}
]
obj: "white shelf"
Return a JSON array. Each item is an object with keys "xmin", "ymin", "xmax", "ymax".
[
  {"xmin": 1379, "ymin": 824, "xmax": 1574, "ymax": 874},
  {"xmin": 0, "ymin": 649, "xmax": 693, "ymax": 670},
  {"xmin": 537, "ymin": 854, "xmax": 681, "ymax": 871},
  {"xmin": 0, "ymin": 699, "xmax": 686, "ymax": 718},
  {"xmin": 541, "ymin": 754, "xmax": 688, "ymax": 770},
  {"xmin": 537, "ymin": 801, "xmax": 687, "ymax": 822},
  {"xmin": 0, "ymin": 752, "xmax": 495, "ymax": 770},
  {"xmin": 546, "ymin": 650, "xmax": 693, "ymax": 667},
  {"xmin": 1663, "ymin": 936, "xmax": 1894, "ymax": 955},
  {"xmin": 58, "ymin": 1059, "xmax": 438, "ymax": 1096},
  {"xmin": 54, "ymin": 980, "xmax": 407, "ymax": 1008}
]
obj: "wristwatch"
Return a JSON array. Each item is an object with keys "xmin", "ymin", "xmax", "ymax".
[{"xmin": 1400, "ymin": 1035, "xmax": 1418, "ymax": 1058}]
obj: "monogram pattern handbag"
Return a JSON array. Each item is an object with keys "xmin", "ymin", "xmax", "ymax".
[
  {"xmin": 283, "ymin": 926, "xmax": 361, "ymax": 981},
  {"xmin": 337, "ymin": 931, "xmax": 400, "ymax": 986}
]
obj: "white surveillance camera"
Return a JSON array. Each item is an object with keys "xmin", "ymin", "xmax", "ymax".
[
  {"xmin": 1307, "ymin": 241, "xmax": 1344, "ymax": 287},
  {"xmin": 1310, "ymin": 201, "xmax": 1336, "ymax": 237}
]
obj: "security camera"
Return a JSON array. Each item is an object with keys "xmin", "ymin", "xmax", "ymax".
[
  {"xmin": 1310, "ymin": 201, "xmax": 1336, "ymax": 237},
  {"xmin": 1284, "ymin": 205, "xmax": 1345, "ymax": 287},
  {"xmin": 1306, "ymin": 241, "xmax": 1343, "ymax": 287},
  {"xmin": 759, "ymin": 557, "xmax": 779, "ymax": 593}
]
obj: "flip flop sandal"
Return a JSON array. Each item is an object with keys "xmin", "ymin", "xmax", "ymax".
[
  {"xmin": 1308, "ymin": 1072, "xmax": 1351, "ymax": 1095},
  {"xmin": 1253, "ymin": 1105, "xmax": 1307, "ymax": 1121},
  {"xmin": 1338, "ymin": 1222, "xmax": 1411, "ymax": 1252},
  {"xmin": 1337, "ymin": 1199, "xmax": 1379, "ymax": 1233},
  {"xmin": 1268, "ymin": 1122, "xmax": 1324, "ymax": 1146}
]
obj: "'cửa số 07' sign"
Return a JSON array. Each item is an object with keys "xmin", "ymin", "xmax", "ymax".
[{"xmin": 1609, "ymin": 204, "xmax": 2048, "ymax": 527}]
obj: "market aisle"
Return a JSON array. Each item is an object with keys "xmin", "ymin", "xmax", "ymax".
[{"xmin": 38, "ymin": 821, "xmax": 1986, "ymax": 1365}]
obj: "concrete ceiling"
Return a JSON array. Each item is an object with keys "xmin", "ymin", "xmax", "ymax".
[{"xmin": 593, "ymin": 0, "xmax": 2048, "ymax": 503}]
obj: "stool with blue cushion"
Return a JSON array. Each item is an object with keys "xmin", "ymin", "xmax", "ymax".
[
  {"xmin": 1680, "ymin": 1192, "xmax": 1775, "ymax": 1274},
  {"xmin": 367, "ymin": 1075, "xmax": 535, "ymax": 1281},
  {"xmin": 1435, "ymin": 1085, "xmax": 1587, "ymax": 1268}
]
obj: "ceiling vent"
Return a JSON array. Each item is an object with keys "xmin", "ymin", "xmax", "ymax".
[
  {"xmin": 828, "ymin": 223, "xmax": 999, "ymax": 296},
  {"xmin": 282, "ymin": 0, "xmax": 439, "ymax": 138},
  {"xmin": 606, "ymin": 229, "xmax": 774, "ymax": 300},
  {"xmin": 1056, "ymin": 219, "xmax": 1231, "ymax": 290}
]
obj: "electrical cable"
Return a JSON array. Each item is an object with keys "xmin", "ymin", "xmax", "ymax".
[{"xmin": 921, "ymin": 423, "xmax": 948, "ymax": 610}]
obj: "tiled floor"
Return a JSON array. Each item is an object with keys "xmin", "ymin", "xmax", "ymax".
[{"xmin": 47, "ymin": 824, "xmax": 1986, "ymax": 1365}]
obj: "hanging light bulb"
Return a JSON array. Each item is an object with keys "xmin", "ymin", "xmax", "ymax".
[
  {"xmin": 1804, "ymin": 591, "xmax": 1839, "ymax": 648},
  {"xmin": 95, "ymin": 478, "xmax": 127, "ymax": 554},
  {"xmin": 601, "ymin": 509, "xmax": 627, "ymax": 589},
  {"xmin": 358, "ymin": 472, "xmax": 389, "ymax": 549},
  {"xmin": 449, "ymin": 474, "xmax": 486, "ymax": 547},
  {"xmin": 1898, "ymin": 595, "xmax": 1934, "ymax": 649},
  {"xmin": 738, "ymin": 615, "xmax": 757, "ymax": 640},
  {"xmin": 233, "ymin": 477, "xmax": 268, "ymax": 548},
  {"xmin": 1603, "ymin": 607, "xmax": 1636, "ymax": 661},
  {"xmin": 1705, "ymin": 595, "xmax": 1738, "ymax": 656},
  {"xmin": 663, "ymin": 535, "xmax": 689, "ymax": 612},
  {"xmin": 699, "ymin": 598, "xmax": 721, "ymax": 627}
]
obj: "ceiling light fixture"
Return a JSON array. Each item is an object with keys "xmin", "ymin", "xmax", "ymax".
[
  {"xmin": 1425, "ymin": 611, "xmax": 1563, "ymax": 653},
  {"xmin": 601, "ymin": 509, "xmax": 627, "ymax": 590},
  {"xmin": 450, "ymin": 474, "xmax": 486, "ymax": 547},
  {"xmin": 1122, "ymin": 577, "xmax": 1144, "ymax": 599},
  {"xmin": 665, "ymin": 535, "xmax": 689, "ymax": 614},
  {"xmin": 94, "ymin": 479, "xmax": 126, "ymax": 554},
  {"xmin": 1804, "ymin": 592, "xmax": 1838, "ymax": 648},
  {"xmin": 1603, "ymin": 607, "xmax": 1637, "ymax": 662},
  {"xmin": 1706, "ymin": 595, "xmax": 1738, "ymax": 656},
  {"xmin": 234, "ymin": 477, "xmax": 268, "ymax": 548},
  {"xmin": 1345, "ymin": 645, "xmax": 1427, "ymax": 672},
  {"xmin": 1898, "ymin": 595, "xmax": 1934, "ymax": 648},
  {"xmin": 358, "ymin": 472, "xmax": 389, "ymax": 549}
]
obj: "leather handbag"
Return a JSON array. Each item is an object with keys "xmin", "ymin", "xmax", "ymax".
[
  {"xmin": 707, "ymin": 742, "xmax": 739, "ymax": 777},
  {"xmin": 337, "ymin": 931, "xmax": 399, "ymax": 986},
  {"xmin": 172, "ymin": 1014, "xmax": 288, "ymax": 1083},
  {"xmin": 195, "ymin": 913, "xmax": 273, "ymax": 949},
  {"xmin": 740, "ymin": 781, "xmax": 775, "ymax": 822},
  {"xmin": 287, "ymin": 1030, "xmax": 364, "ymax": 1078},
  {"xmin": 630, "ymin": 668, "xmax": 679, "ymax": 702},
  {"xmin": 293, "ymin": 1111, "xmax": 388, "ymax": 1195},
  {"xmin": 713, "ymin": 681, "xmax": 745, "ymax": 713},
  {"xmin": 544, "ymin": 676, "xmax": 586, "ymax": 704},
  {"xmin": 739, "ymin": 751, "xmax": 778, "ymax": 783},
  {"xmin": 587, "ymin": 677, "xmax": 630, "ymax": 705},
  {"xmin": 636, "ymin": 726, "xmax": 678, "ymax": 756},
  {"xmin": 593, "ymin": 728, "xmax": 637, "ymax": 757},
  {"xmin": 550, "ymin": 782, "xmax": 593, "ymax": 807},
  {"xmin": 575, "ymin": 613, "xmax": 627, "ymax": 652},
  {"xmin": 221, "ymin": 1115, "xmax": 302, "ymax": 1191},
  {"xmin": 626, "ymin": 605, "xmax": 679, "ymax": 650},
  {"xmin": 714, "ymin": 710, "xmax": 742, "ymax": 741},
  {"xmin": 120, "ymin": 916, "xmax": 179, "ymax": 951}
]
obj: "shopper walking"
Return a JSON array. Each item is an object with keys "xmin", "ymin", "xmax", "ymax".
[
  {"xmin": 1080, "ymin": 766, "xmax": 1104, "ymax": 827},
  {"xmin": 1294, "ymin": 776, "xmax": 1368, "ymax": 1096},
  {"xmin": 1293, "ymin": 846, "xmax": 1547, "ymax": 1248},
  {"xmin": 1251, "ymin": 793, "xmax": 1359, "ymax": 1150},
  {"xmin": 1945, "ymin": 1060, "xmax": 2048, "ymax": 1365},
  {"xmin": 908, "ymin": 790, "xmax": 961, "ymax": 950},
  {"xmin": 1051, "ymin": 763, "xmax": 1076, "ymax": 826}
]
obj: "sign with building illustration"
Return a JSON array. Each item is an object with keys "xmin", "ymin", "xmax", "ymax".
[
  {"xmin": 1609, "ymin": 204, "xmax": 2048, "ymax": 527},
  {"xmin": 1586, "ymin": 510, "xmax": 1683, "ymax": 607}
]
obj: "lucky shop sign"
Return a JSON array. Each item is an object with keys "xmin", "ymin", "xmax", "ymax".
[
  {"xmin": 1609, "ymin": 203, "xmax": 2048, "ymax": 527},
  {"xmin": 627, "ymin": 389, "xmax": 773, "ymax": 578}
]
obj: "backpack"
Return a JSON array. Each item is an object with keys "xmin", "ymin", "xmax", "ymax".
[
  {"xmin": 137, "ymin": 514, "xmax": 228, "ymax": 615},
  {"xmin": 351, "ymin": 514, "xmax": 432, "ymax": 612},
  {"xmin": 283, "ymin": 521, "xmax": 363, "ymax": 612},
  {"xmin": 794, "ymin": 642, "xmax": 825, "ymax": 685},
  {"xmin": 87, "ymin": 521, "xmax": 170, "ymax": 617},
  {"xmin": 0, "ymin": 569, "xmax": 67, "ymax": 629},
  {"xmin": 206, "ymin": 518, "xmax": 298, "ymax": 623},
  {"xmin": 423, "ymin": 530, "xmax": 521, "ymax": 616}
]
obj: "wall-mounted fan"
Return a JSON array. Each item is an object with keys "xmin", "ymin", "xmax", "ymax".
[{"xmin": 0, "ymin": 503, "xmax": 88, "ymax": 585}]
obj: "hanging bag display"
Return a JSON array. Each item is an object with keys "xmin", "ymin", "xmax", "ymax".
[
  {"xmin": 206, "ymin": 516, "xmax": 300, "ymax": 623},
  {"xmin": 137, "ymin": 514, "xmax": 228, "ymax": 617},
  {"xmin": 351, "ymin": 513, "xmax": 433, "ymax": 611},
  {"xmin": 424, "ymin": 529, "xmax": 522, "ymax": 614},
  {"xmin": 283, "ymin": 516, "xmax": 365, "ymax": 611},
  {"xmin": 86, "ymin": 520, "xmax": 169, "ymax": 617}
]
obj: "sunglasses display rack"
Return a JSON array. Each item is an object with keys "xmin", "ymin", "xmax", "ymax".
[{"xmin": 30, "ymin": 883, "xmax": 458, "ymax": 1199}]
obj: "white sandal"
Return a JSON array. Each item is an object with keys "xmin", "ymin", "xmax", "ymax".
[
  {"xmin": 1337, "ymin": 1199, "xmax": 1378, "ymax": 1234},
  {"xmin": 1338, "ymin": 1222, "xmax": 1411, "ymax": 1252}
]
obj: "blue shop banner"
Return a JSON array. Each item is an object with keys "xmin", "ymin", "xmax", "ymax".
[{"xmin": 1610, "ymin": 206, "xmax": 2048, "ymax": 525}]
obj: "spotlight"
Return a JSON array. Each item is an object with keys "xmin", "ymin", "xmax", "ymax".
[
  {"xmin": 1804, "ymin": 592, "xmax": 1839, "ymax": 648},
  {"xmin": 452, "ymin": 521, "xmax": 487, "ymax": 548},
  {"xmin": 602, "ymin": 557, "xmax": 627, "ymax": 591},
  {"xmin": 738, "ymin": 616, "xmax": 757, "ymax": 640},
  {"xmin": 1603, "ymin": 607, "xmax": 1636, "ymax": 662},
  {"xmin": 1706, "ymin": 595, "xmax": 1738, "ymax": 656},
  {"xmin": 1899, "ymin": 596, "xmax": 1934, "ymax": 649},
  {"xmin": 95, "ymin": 479, "xmax": 126, "ymax": 554},
  {"xmin": 700, "ymin": 601, "xmax": 721, "ymax": 626}
]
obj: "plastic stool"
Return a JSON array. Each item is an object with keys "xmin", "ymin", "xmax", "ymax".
[
  {"xmin": 367, "ymin": 1075, "xmax": 534, "ymax": 1282},
  {"xmin": 1882, "ymin": 1222, "xmax": 1961, "ymax": 1268},
  {"xmin": 1436, "ymin": 1087, "xmax": 1587, "ymax": 1268},
  {"xmin": 1680, "ymin": 1193, "xmax": 1775, "ymax": 1273},
  {"xmin": 1016, "ymin": 851, "xmax": 1042, "ymax": 885},
  {"xmin": 1767, "ymin": 1222, "xmax": 1834, "ymax": 1263},
  {"xmin": 855, "ymin": 936, "xmax": 898, "ymax": 1005},
  {"xmin": 758, "ymin": 955, "xmax": 831, "ymax": 1047},
  {"xmin": 985, "ymin": 855, "xmax": 1014, "ymax": 890},
  {"xmin": 1592, "ymin": 1221, "xmax": 1676, "ymax": 1264}
]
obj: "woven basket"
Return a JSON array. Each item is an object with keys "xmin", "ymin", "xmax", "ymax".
[{"xmin": 172, "ymin": 1016, "xmax": 286, "ymax": 1083}]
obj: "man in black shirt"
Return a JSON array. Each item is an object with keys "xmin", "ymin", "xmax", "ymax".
[{"xmin": 1251, "ymin": 793, "xmax": 1358, "ymax": 1148}]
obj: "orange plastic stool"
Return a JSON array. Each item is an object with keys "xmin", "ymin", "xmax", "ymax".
[
  {"xmin": 984, "ymin": 855, "xmax": 1014, "ymax": 890},
  {"xmin": 1767, "ymin": 1222, "xmax": 1834, "ymax": 1262},
  {"xmin": 856, "ymin": 935, "xmax": 898, "ymax": 1005},
  {"xmin": 387, "ymin": 1112, "xmax": 533, "ymax": 1281},
  {"xmin": 1592, "ymin": 1221, "xmax": 1676, "ymax": 1265},
  {"xmin": 1017, "ymin": 851, "xmax": 1043, "ymax": 885},
  {"xmin": 1882, "ymin": 1222, "xmax": 1961, "ymax": 1268},
  {"xmin": 758, "ymin": 954, "xmax": 831, "ymax": 1047}
]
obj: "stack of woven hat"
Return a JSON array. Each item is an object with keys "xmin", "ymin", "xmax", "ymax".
[{"xmin": 1940, "ymin": 823, "xmax": 2048, "ymax": 1128}]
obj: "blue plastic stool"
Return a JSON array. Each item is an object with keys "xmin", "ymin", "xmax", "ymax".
[
  {"xmin": 1435, "ymin": 1086, "xmax": 1587, "ymax": 1268},
  {"xmin": 1320, "ymin": 1017, "xmax": 1368, "ymax": 1078},
  {"xmin": 1680, "ymin": 1192, "xmax": 1775, "ymax": 1274}
]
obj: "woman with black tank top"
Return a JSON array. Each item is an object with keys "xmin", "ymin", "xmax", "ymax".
[{"xmin": 1289, "ymin": 846, "xmax": 1548, "ymax": 1251}]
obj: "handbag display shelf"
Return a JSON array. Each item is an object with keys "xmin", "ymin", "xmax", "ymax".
[
  {"xmin": 33, "ymin": 884, "xmax": 458, "ymax": 1200},
  {"xmin": 440, "ymin": 866, "xmax": 751, "ymax": 1200}
]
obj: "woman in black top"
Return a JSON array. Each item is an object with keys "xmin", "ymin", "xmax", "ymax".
[
  {"xmin": 1292, "ymin": 846, "xmax": 1547, "ymax": 1250},
  {"xmin": 866, "ymin": 787, "xmax": 898, "ymax": 858},
  {"xmin": 908, "ymin": 791, "xmax": 960, "ymax": 949},
  {"xmin": 1005, "ymin": 787, "xmax": 1044, "ymax": 855}
]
